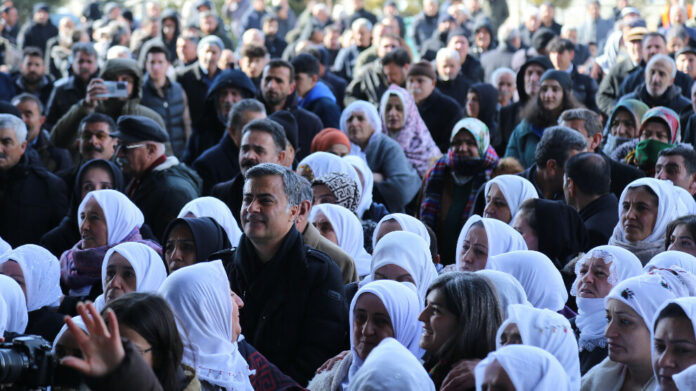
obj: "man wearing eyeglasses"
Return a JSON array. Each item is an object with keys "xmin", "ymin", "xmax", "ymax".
[{"xmin": 112, "ymin": 115, "xmax": 202, "ymax": 239}]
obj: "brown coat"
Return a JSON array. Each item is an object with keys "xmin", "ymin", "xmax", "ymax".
[{"xmin": 303, "ymin": 221, "xmax": 358, "ymax": 284}]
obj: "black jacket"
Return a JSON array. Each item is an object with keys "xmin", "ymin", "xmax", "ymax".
[
  {"xmin": 27, "ymin": 129, "xmax": 73, "ymax": 173},
  {"xmin": 223, "ymin": 227, "xmax": 348, "ymax": 385},
  {"xmin": 580, "ymin": 193, "xmax": 618, "ymax": 248},
  {"xmin": 621, "ymin": 83, "xmax": 692, "ymax": 116},
  {"xmin": 436, "ymin": 72, "xmax": 471, "ymax": 107},
  {"xmin": 417, "ymin": 88, "xmax": 462, "ymax": 153},
  {"xmin": 262, "ymin": 93, "xmax": 323, "ymax": 162},
  {"xmin": 12, "ymin": 73, "xmax": 55, "ymax": 107},
  {"xmin": 193, "ymin": 134, "xmax": 241, "ymax": 195},
  {"xmin": 26, "ymin": 307, "xmax": 64, "ymax": 342},
  {"xmin": 570, "ymin": 66, "xmax": 599, "ymax": 112},
  {"xmin": 45, "ymin": 74, "xmax": 92, "ymax": 130},
  {"xmin": 600, "ymin": 150, "xmax": 644, "ymax": 199},
  {"xmin": 518, "ymin": 165, "xmax": 564, "ymax": 201},
  {"xmin": 619, "ymin": 64, "xmax": 693, "ymax": 100},
  {"xmin": 176, "ymin": 62, "xmax": 221, "ymax": 131},
  {"xmin": 17, "ymin": 20, "xmax": 58, "ymax": 53},
  {"xmin": 212, "ymin": 173, "xmax": 244, "ymax": 225},
  {"xmin": 460, "ymin": 55, "xmax": 485, "ymax": 84},
  {"xmin": 0, "ymin": 155, "xmax": 68, "ymax": 247},
  {"xmin": 344, "ymin": 60, "xmax": 388, "ymax": 106},
  {"xmin": 321, "ymin": 71, "xmax": 347, "ymax": 109},
  {"xmin": 140, "ymin": 75, "xmax": 189, "ymax": 158}
]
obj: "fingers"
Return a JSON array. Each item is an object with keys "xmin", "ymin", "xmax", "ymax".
[
  {"xmin": 86, "ymin": 302, "xmax": 111, "ymax": 339},
  {"xmin": 105, "ymin": 309, "xmax": 120, "ymax": 343},
  {"xmin": 60, "ymin": 356, "xmax": 92, "ymax": 374},
  {"xmin": 76, "ymin": 302, "xmax": 96, "ymax": 334}
]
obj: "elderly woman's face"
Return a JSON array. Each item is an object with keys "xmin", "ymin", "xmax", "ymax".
[
  {"xmin": 605, "ymin": 299, "xmax": 652, "ymax": 366},
  {"xmin": 668, "ymin": 224, "xmax": 696, "ymax": 256},
  {"xmin": 346, "ymin": 110, "xmax": 375, "ymax": 146},
  {"xmin": 104, "ymin": 252, "xmax": 136, "ymax": 303},
  {"xmin": 312, "ymin": 210, "xmax": 338, "ymax": 245},
  {"xmin": 451, "ymin": 129, "xmax": 479, "ymax": 157},
  {"xmin": 610, "ymin": 109, "xmax": 638, "ymax": 138},
  {"xmin": 484, "ymin": 184, "xmax": 512, "ymax": 223},
  {"xmin": 459, "ymin": 224, "xmax": 488, "ymax": 271},
  {"xmin": 653, "ymin": 315, "xmax": 696, "ymax": 391},
  {"xmin": 384, "ymin": 95, "xmax": 405, "ymax": 133},
  {"xmin": 640, "ymin": 120, "xmax": 671, "ymax": 144},
  {"xmin": 621, "ymin": 187, "xmax": 659, "ymax": 242},
  {"xmin": 576, "ymin": 257, "xmax": 614, "ymax": 298},
  {"xmin": 353, "ymin": 292, "xmax": 394, "ymax": 360},
  {"xmin": 80, "ymin": 197, "xmax": 108, "ymax": 249}
]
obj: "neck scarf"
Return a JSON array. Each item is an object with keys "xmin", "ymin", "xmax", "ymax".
[
  {"xmin": 372, "ymin": 213, "xmax": 430, "ymax": 251},
  {"xmin": 488, "ymin": 250, "xmax": 567, "ymax": 311},
  {"xmin": 178, "ymin": 196, "xmax": 243, "ymax": 246},
  {"xmin": 346, "ymin": 280, "xmax": 423, "ymax": 390},
  {"xmin": 476, "ymin": 269, "xmax": 530, "ymax": 319},
  {"xmin": 0, "ymin": 274, "xmax": 28, "ymax": 334},
  {"xmin": 160, "ymin": 261, "xmax": 254, "ymax": 391},
  {"xmin": 0, "ymin": 245, "xmax": 62, "ymax": 312},
  {"xmin": 645, "ymin": 250, "xmax": 696, "ymax": 274},
  {"xmin": 496, "ymin": 304, "xmax": 580, "ymax": 389},
  {"xmin": 297, "ymin": 151, "xmax": 362, "ymax": 194},
  {"xmin": 455, "ymin": 215, "xmax": 528, "ymax": 271},
  {"xmin": 474, "ymin": 345, "xmax": 571, "ymax": 391},
  {"xmin": 343, "ymin": 155, "xmax": 374, "ymax": 219},
  {"xmin": 484, "ymin": 175, "xmax": 538, "ymax": 224},
  {"xmin": 163, "ymin": 217, "xmax": 231, "ymax": 264},
  {"xmin": 312, "ymin": 173, "xmax": 361, "ymax": 213}
]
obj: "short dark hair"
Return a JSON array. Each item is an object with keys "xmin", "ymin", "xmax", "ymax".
[
  {"xmin": 227, "ymin": 99, "xmax": 266, "ymax": 129},
  {"xmin": 262, "ymin": 13, "xmax": 278, "ymax": 25},
  {"xmin": 145, "ymin": 44, "xmax": 170, "ymax": 62},
  {"xmin": 264, "ymin": 59, "xmax": 295, "ymax": 82},
  {"xmin": 546, "ymin": 37, "xmax": 575, "ymax": 54},
  {"xmin": 22, "ymin": 46, "xmax": 43, "ymax": 60},
  {"xmin": 381, "ymin": 47, "xmax": 411, "ymax": 67},
  {"xmin": 564, "ymin": 152, "xmax": 611, "ymax": 196},
  {"xmin": 665, "ymin": 215, "xmax": 696, "ymax": 250},
  {"xmin": 71, "ymin": 42, "xmax": 98, "ymax": 59},
  {"xmin": 79, "ymin": 112, "xmax": 117, "ymax": 134},
  {"xmin": 11, "ymin": 93, "xmax": 44, "ymax": 113},
  {"xmin": 534, "ymin": 125, "xmax": 588, "ymax": 167},
  {"xmin": 643, "ymin": 31, "xmax": 666, "ymax": 45},
  {"xmin": 241, "ymin": 118, "xmax": 287, "ymax": 152},
  {"xmin": 654, "ymin": 302, "xmax": 688, "ymax": 331},
  {"xmin": 241, "ymin": 44, "xmax": 268, "ymax": 59},
  {"xmin": 658, "ymin": 144, "xmax": 696, "ymax": 174},
  {"xmin": 245, "ymin": 163, "xmax": 303, "ymax": 206},
  {"xmin": 291, "ymin": 53, "xmax": 320, "ymax": 76}
]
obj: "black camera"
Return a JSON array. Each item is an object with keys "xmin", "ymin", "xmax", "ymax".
[{"xmin": 0, "ymin": 335, "xmax": 82, "ymax": 389}]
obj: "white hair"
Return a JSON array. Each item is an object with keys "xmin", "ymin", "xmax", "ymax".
[
  {"xmin": 491, "ymin": 67, "xmax": 515, "ymax": 85},
  {"xmin": 524, "ymin": 6, "xmax": 539, "ymax": 19},
  {"xmin": 0, "ymin": 114, "xmax": 28, "ymax": 144},
  {"xmin": 560, "ymin": 25, "xmax": 577, "ymax": 36},
  {"xmin": 106, "ymin": 45, "xmax": 132, "ymax": 60},
  {"xmin": 436, "ymin": 47, "xmax": 460, "ymax": 64},
  {"xmin": 647, "ymin": 53, "xmax": 677, "ymax": 78},
  {"xmin": 351, "ymin": 18, "xmax": 373, "ymax": 31}
]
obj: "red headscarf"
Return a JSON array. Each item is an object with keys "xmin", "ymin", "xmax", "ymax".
[{"xmin": 310, "ymin": 128, "xmax": 351, "ymax": 153}]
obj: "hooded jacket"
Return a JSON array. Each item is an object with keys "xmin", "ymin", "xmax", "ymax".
[
  {"xmin": 298, "ymin": 80, "xmax": 341, "ymax": 128},
  {"xmin": 469, "ymin": 83, "xmax": 501, "ymax": 150},
  {"xmin": 159, "ymin": 9, "xmax": 181, "ymax": 64},
  {"xmin": 621, "ymin": 83, "xmax": 692, "ymax": 116}
]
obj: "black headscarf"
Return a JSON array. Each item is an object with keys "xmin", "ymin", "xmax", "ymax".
[
  {"xmin": 469, "ymin": 82, "xmax": 500, "ymax": 147},
  {"xmin": 162, "ymin": 217, "xmax": 231, "ymax": 263},
  {"xmin": 71, "ymin": 159, "xmax": 125, "ymax": 219},
  {"xmin": 533, "ymin": 199, "xmax": 589, "ymax": 269}
]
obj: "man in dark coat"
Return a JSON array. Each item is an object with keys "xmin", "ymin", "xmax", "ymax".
[
  {"xmin": 291, "ymin": 53, "xmax": 341, "ymax": 128},
  {"xmin": 410, "ymin": 0, "xmax": 440, "ymax": 51},
  {"xmin": 158, "ymin": 9, "xmax": 180, "ymax": 64},
  {"xmin": 223, "ymin": 163, "xmax": 347, "ymax": 385},
  {"xmin": 16, "ymin": 3, "xmax": 57, "ymax": 53},
  {"xmin": 564, "ymin": 152, "xmax": 618, "ymax": 248},
  {"xmin": 193, "ymin": 99, "xmax": 267, "ymax": 195},
  {"xmin": 655, "ymin": 145, "xmax": 696, "ymax": 195},
  {"xmin": 447, "ymin": 33, "xmax": 484, "ymax": 84},
  {"xmin": 341, "ymin": 0, "xmax": 377, "ymax": 27},
  {"xmin": 12, "ymin": 47, "xmax": 54, "ymax": 108},
  {"xmin": 0, "ymin": 114, "xmax": 67, "ymax": 247},
  {"xmin": 547, "ymin": 37, "xmax": 599, "ymax": 112},
  {"xmin": 434, "ymin": 47, "xmax": 470, "ymax": 106},
  {"xmin": 345, "ymin": 47, "xmax": 410, "ymax": 106},
  {"xmin": 113, "ymin": 115, "xmax": 201, "ymax": 240}
]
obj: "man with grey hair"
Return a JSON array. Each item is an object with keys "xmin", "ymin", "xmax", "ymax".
[
  {"xmin": 0, "ymin": 113, "xmax": 67, "ymax": 247},
  {"xmin": 435, "ymin": 47, "xmax": 470, "ymax": 105},
  {"xmin": 222, "ymin": 162, "xmax": 347, "ymax": 385},
  {"xmin": 177, "ymin": 35, "xmax": 223, "ymax": 127},
  {"xmin": 480, "ymin": 25, "xmax": 521, "ymax": 83},
  {"xmin": 621, "ymin": 53, "xmax": 691, "ymax": 115}
]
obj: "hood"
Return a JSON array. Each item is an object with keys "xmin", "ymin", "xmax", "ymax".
[
  {"xmin": 469, "ymin": 82, "xmax": 498, "ymax": 131},
  {"xmin": 516, "ymin": 56, "xmax": 553, "ymax": 102},
  {"xmin": 100, "ymin": 58, "xmax": 143, "ymax": 100},
  {"xmin": 604, "ymin": 98, "xmax": 649, "ymax": 138},
  {"xmin": 206, "ymin": 69, "xmax": 257, "ymax": 101},
  {"xmin": 472, "ymin": 20, "xmax": 497, "ymax": 50},
  {"xmin": 159, "ymin": 9, "xmax": 180, "ymax": 42},
  {"xmin": 639, "ymin": 105, "xmax": 681, "ymax": 144}
]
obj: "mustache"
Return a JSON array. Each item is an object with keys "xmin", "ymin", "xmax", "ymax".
[
  {"xmin": 240, "ymin": 158, "xmax": 258, "ymax": 168},
  {"xmin": 83, "ymin": 143, "xmax": 104, "ymax": 153}
]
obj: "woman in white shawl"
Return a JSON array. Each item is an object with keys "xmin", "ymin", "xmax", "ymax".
[
  {"xmin": 476, "ymin": 269, "xmax": 530, "ymax": 319},
  {"xmin": 372, "ymin": 213, "xmax": 431, "ymax": 251},
  {"xmin": 475, "ymin": 345, "xmax": 571, "ymax": 391},
  {"xmin": 571, "ymin": 245, "xmax": 643, "ymax": 375},
  {"xmin": 609, "ymin": 178, "xmax": 689, "ymax": 264},
  {"xmin": 0, "ymin": 244, "xmax": 64, "ymax": 340},
  {"xmin": 178, "ymin": 196, "xmax": 243, "ymax": 246},
  {"xmin": 455, "ymin": 215, "xmax": 527, "ymax": 271},
  {"xmin": 652, "ymin": 297, "xmax": 696, "ymax": 391},
  {"xmin": 496, "ymin": 304, "xmax": 581, "ymax": 389},
  {"xmin": 645, "ymin": 250, "xmax": 696, "ymax": 275},
  {"xmin": 0, "ymin": 274, "xmax": 28, "ymax": 335},
  {"xmin": 308, "ymin": 280, "xmax": 422, "ymax": 391},
  {"xmin": 297, "ymin": 151, "xmax": 362, "ymax": 189},
  {"xmin": 483, "ymin": 175, "xmax": 538, "ymax": 224},
  {"xmin": 488, "ymin": 250, "xmax": 567, "ymax": 312},
  {"xmin": 160, "ymin": 260, "xmax": 254, "ymax": 391},
  {"xmin": 93, "ymin": 242, "xmax": 167, "ymax": 311},
  {"xmin": 311, "ymin": 203, "xmax": 372, "ymax": 277}
]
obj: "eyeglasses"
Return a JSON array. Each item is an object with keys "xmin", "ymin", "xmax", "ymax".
[
  {"xmin": 115, "ymin": 143, "xmax": 146, "ymax": 154},
  {"xmin": 80, "ymin": 130, "xmax": 112, "ymax": 141}
]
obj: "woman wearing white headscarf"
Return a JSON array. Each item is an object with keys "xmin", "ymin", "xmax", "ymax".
[
  {"xmin": 496, "ymin": 304, "xmax": 581, "ymax": 389},
  {"xmin": 93, "ymin": 242, "xmax": 167, "ymax": 311},
  {"xmin": 476, "ymin": 269, "xmax": 530, "ymax": 319},
  {"xmin": 308, "ymin": 280, "xmax": 422, "ymax": 391},
  {"xmin": 609, "ymin": 178, "xmax": 689, "ymax": 264},
  {"xmin": 0, "ymin": 274, "xmax": 28, "ymax": 335},
  {"xmin": 178, "ymin": 196, "xmax": 243, "ymax": 246},
  {"xmin": 475, "ymin": 345, "xmax": 571, "ymax": 391},
  {"xmin": 372, "ymin": 213, "xmax": 431, "ymax": 251},
  {"xmin": 297, "ymin": 151, "xmax": 363, "ymax": 190},
  {"xmin": 160, "ymin": 260, "xmax": 254, "ymax": 391},
  {"xmin": 570, "ymin": 245, "xmax": 643, "ymax": 375},
  {"xmin": 652, "ymin": 297, "xmax": 696, "ymax": 391},
  {"xmin": 644, "ymin": 250, "xmax": 696, "ymax": 274},
  {"xmin": 60, "ymin": 189, "xmax": 161, "ymax": 297},
  {"xmin": 483, "ymin": 175, "xmax": 538, "ymax": 224},
  {"xmin": 339, "ymin": 100, "xmax": 421, "ymax": 213},
  {"xmin": 0, "ymin": 244, "xmax": 64, "ymax": 341},
  {"xmin": 310, "ymin": 204, "xmax": 372, "ymax": 277},
  {"xmin": 348, "ymin": 338, "xmax": 435, "ymax": 391},
  {"xmin": 342, "ymin": 155, "xmax": 389, "ymax": 224},
  {"xmin": 488, "ymin": 250, "xmax": 567, "ymax": 312},
  {"xmin": 0, "ymin": 236, "xmax": 10, "ymax": 255},
  {"xmin": 454, "ymin": 215, "xmax": 527, "ymax": 271}
]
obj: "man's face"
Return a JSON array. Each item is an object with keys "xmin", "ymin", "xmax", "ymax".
[
  {"xmin": 240, "ymin": 55, "xmax": 268, "ymax": 79},
  {"xmin": 262, "ymin": 66, "xmax": 294, "ymax": 108},
  {"xmin": 645, "ymin": 59, "xmax": 674, "ymax": 97},
  {"xmin": 200, "ymin": 15, "xmax": 218, "ymax": 34},
  {"xmin": 562, "ymin": 119, "xmax": 598, "ymax": 151},
  {"xmin": 294, "ymin": 72, "xmax": 315, "ymax": 98},
  {"xmin": 677, "ymin": 53, "xmax": 696, "ymax": 79},
  {"xmin": 0, "ymin": 127, "xmax": 26, "ymax": 171},
  {"xmin": 146, "ymin": 52, "xmax": 169, "ymax": 81},
  {"xmin": 550, "ymin": 49, "xmax": 573, "ymax": 71},
  {"xmin": 496, "ymin": 72, "xmax": 516, "ymax": 102},
  {"xmin": 33, "ymin": 10, "xmax": 49, "ymax": 24},
  {"xmin": 540, "ymin": 4, "xmax": 554, "ymax": 24},
  {"xmin": 199, "ymin": 44, "xmax": 221, "ymax": 71},
  {"xmin": 626, "ymin": 39, "xmax": 643, "ymax": 63},
  {"xmin": 217, "ymin": 87, "xmax": 243, "ymax": 119},
  {"xmin": 377, "ymin": 37, "xmax": 399, "ymax": 58},
  {"xmin": 448, "ymin": 36, "xmax": 469, "ymax": 64},
  {"xmin": 524, "ymin": 14, "xmax": 539, "ymax": 31},
  {"xmin": 354, "ymin": 26, "xmax": 372, "ymax": 48},
  {"xmin": 424, "ymin": 0, "xmax": 438, "ymax": 16},
  {"xmin": 523, "ymin": 63, "xmax": 545, "ymax": 97},
  {"xmin": 263, "ymin": 19, "xmax": 279, "ymax": 36},
  {"xmin": 21, "ymin": 55, "xmax": 45, "ymax": 84},
  {"xmin": 116, "ymin": 141, "xmax": 152, "ymax": 177},
  {"xmin": 2, "ymin": 8, "xmax": 17, "ymax": 26},
  {"xmin": 241, "ymin": 173, "xmax": 298, "ymax": 245},
  {"xmin": 177, "ymin": 37, "xmax": 197, "ymax": 63},
  {"xmin": 239, "ymin": 130, "xmax": 284, "ymax": 175},
  {"xmin": 588, "ymin": 2, "xmax": 600, "ymax": 19},
  {"xmin": 72, "ymin": 51, "xmax": 98, "ymax": 82},
  {"xmin": 643, "ymin": 36, "xmax": 667, "ymax": 61},
  {"xmin": 655, "ymin": 155, "xmax": 695, "ymax": 193},
  {"xmin": 162, "ymin": 18, "xmax": 177, "ymax": 40},
  {"xmin": 15, "ymin": 100, "xmax": 44, "ymax": 142},
  {"xmin": 80, "ymin": 121, "xmax": 117, "ymax": 160},
  {"xmin": 383, "ymin": 63, "xmax": 407, "ymax": 86},
  {"xmin": 474, "ymin": 28, "xmax": 491, "ymax": 50},
  {"xmin": 407, "ymin": 75, "xmax": 435, "ymax": 104},
  {"xmin": 436, "ymin": 56, "xmax": 460, "ymax": 80}
]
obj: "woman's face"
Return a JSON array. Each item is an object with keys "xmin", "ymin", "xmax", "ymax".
[
  {"xmin": 499, "ymin": 322, "xmax": 522, "ymax": 346},
  {"xmin": 0, "ymin": 260, "xmax": 26, "ymax": 301},
  {"xmin": 483, "ymin": 184, "xmax": 511, "ymax": 223},
  {"xmin": 466, "ymin": 91, "xmax": 480, "ymax": 118},
  {"xmin": 459, "ymin": 225, "xmax": 488, "ymax": 271},
  {"xmin": 374, "ymin": 219, "xmax": 402, "ymax": 244},
  {"xmin": 80, "ymin": 197, "xmax": 108, "ymax": 249},
  {"xmin": 512, "ymin": 211, "xmax": 538, "ymax": 251},
  {"xmin": 576, "ymin": 257, "xmax": 614, "ymax": 298},
  {"xmin": 384, "ymin": 95, "xmax": 405, "ymax": 133},
  {"xmin": 640, "ymin": 120, "xmax": 671, "ymax": 144},
  {"xmin": 621, "ymin": 187, "xmax": 659, "ymax": 242},
  {"xmin": 313, "ymin": 210, "xmax": 338, "ymax": 245},
  {"xmin": 312, "ymin": 184, "xmax": 338, "ymax": 205},
  {"xmin": 605, "ymin": 298, "xmax": 652, "ymax": 366},
  {"xmin": 346, "ymin": 110, "xmax": 375, "ymax": 146},
  {"xmin": 450, "ymin": 129, "xmax": 479, "ymax": 158},
  {"xmin": 328, "ymin": 143, "xmax": 350, "ymax": 157},
  {"xmin": 120, "ymin": 325, "xmax": 153, "ymax": 368},
  {"xmin": 80, "ymin": 166, "xmax": 114, "ymax": 199},
  {"xmin": 165, "ymin": 223, "xmax": 196, "ymax": 273},
  {"xmin": 610, "ymin": 109, "xmax": 638, "ymax": 138},
  {"xmin": 374, "ymin": 263, "xmax": 415, "ymax": 285},
  {"xmin": 353, "ymin": 292, "xmax": 394, "ymax": 360},
  {"xmin": 653, "ymin": 316, "xmax": 696, "ymax": 391},
  {"xmin": 481, "ymin": 359, "xmax": 515, "ymax": 391},
  {"xmin": 104, "ymin": 252, "xmax": 136, "ymax": 303},
  {"xmin": 539, "ymin": 79, "xmax": 564, "ymax": 111},
  {"xmin": 418, "ymin": 288, "xmax": 458, "ymax": 353},
  {"xmin": 668, "ymin": 224, "xmax": 696, "ymax": 256}
]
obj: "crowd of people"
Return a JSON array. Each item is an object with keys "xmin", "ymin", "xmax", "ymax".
[{"xmin": 6, "ymin": 0, "xmax": 696, "ymax": 389}]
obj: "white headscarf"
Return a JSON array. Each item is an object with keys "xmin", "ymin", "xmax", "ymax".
[
  {"xmin": 346, "ymin": 280, "xmax": 423, "ymax": 390},
  {"xmin": 348, "ymin": 338, "xmax": 435, "ymax": 391},
  {"xmin": 0, "ymin": 245, "xmax": 62, "ymax": 312},
  {"xmin": 645, "ymin": 250, "xmax": 696, "ymax": 275},
  {"xmin": 372, "ymin": 213, "xmax": 431, "ymax": 251},
  {"xmin": 0, "ymin": 296, "xmax": 7, "ymax": 337},
  {"xmin": 0, "ymin": 274, "xmax": 28, "ymax": 334},
  {"xmin": 0, "ymin": 236, "xmax": 10, "ymax": 256},
  {"xmin": 570, "ymin": 245, "xmax": 643, "ymax": 352},
  {"xmin": 653, "ymin": 297, "xmax": 696, "ymax": 391},
  {"xmin": 476, "ymin": 269, "xmax": 530, "ymax": 319},
  {"xmin": 488, "ymin": 250, "xmax": 567, "ymax": 311},
  {"xmin": 484, "ymin": 175, "xmax": 538, "ymax": 224},
  {"xmin": 311, "ymin": 204, "xmax": 372, "ymax": 277},
  {"xmin": 159, "ymin": 260, "xmax": 253, "ymax": 391},
  {"xmin": 675, "ymin": 186, "xmax": 696, "ymax": 215},
  {"xmin": 674, "ymin": 364, "xmax": 696, "ymax": 391},
  {"xmin": 367, "ymin": 231, "xmax": 438, "ymax": 304},
  {"xmin": 455, "ymin": 215, "xmax": 528, "ymax": 270},
  {"xmin": 178, "ymin": 196, "xmax": 243, "ymax": 246},
  {"xmin": 475, "ymin": 345, "xmax": 571, "ymax": 391},
  {"xmin": 496, "ymin": 304, "xmax": 580, "ymax": 390},
  {"xmin": 298, "ymin": 151, "xmax": 362, "ymax": 193},
  {"xmin": 77, "ymin": 189, "xmax": 144, "ymax": 245},
  {"xmin": 343, "ymin": 155, "xmax": 374, "ymax": 219},
  {"xmin": 94, "ymin": 242, "xmax": 167, "ymax": 310},
  {"xmin": 340, "ymin": 101, "xmax": 383, "ymax": 157}
]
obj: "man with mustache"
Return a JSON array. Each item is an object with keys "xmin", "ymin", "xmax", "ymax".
[
  {"xmin": 621, "ymin": 54, "xmax": 691, "ymax": 116},
  {"xmin": 12, "ymin": 46, "xmax": 54, "ymax": 107}
]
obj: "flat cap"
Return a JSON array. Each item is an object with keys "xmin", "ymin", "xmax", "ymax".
[{"xmin": 113, "ymin": 115, "xmax": 169, "ymax": 143}]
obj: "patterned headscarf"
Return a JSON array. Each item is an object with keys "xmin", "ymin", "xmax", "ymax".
[
  {"xmin": 639, "ymin": 106, "xmax": 681, "ymax": 144},
  {"xmin": 312, "ymin": 172, "xmax": 361, "ymax": 212},
  {"xmin": 450, "ymin": 118, "xmax": 490, "ymax": 157},
  {"xmin": 604, "ymin": 99, "xmax": 650, "ymax": 137}
]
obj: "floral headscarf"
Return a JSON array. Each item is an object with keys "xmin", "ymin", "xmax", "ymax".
[
  {"xmin": 639, "ymin": 106, "xmax": 681, "ymax": 144},
  {"xmin": 450, "ymin": 118, "xmax": 490, "ymax": 157}
]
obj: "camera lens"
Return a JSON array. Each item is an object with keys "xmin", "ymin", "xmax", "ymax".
[{"xmin": 0, "ymin": 348, "xmax": 28, "ymax": 384}]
